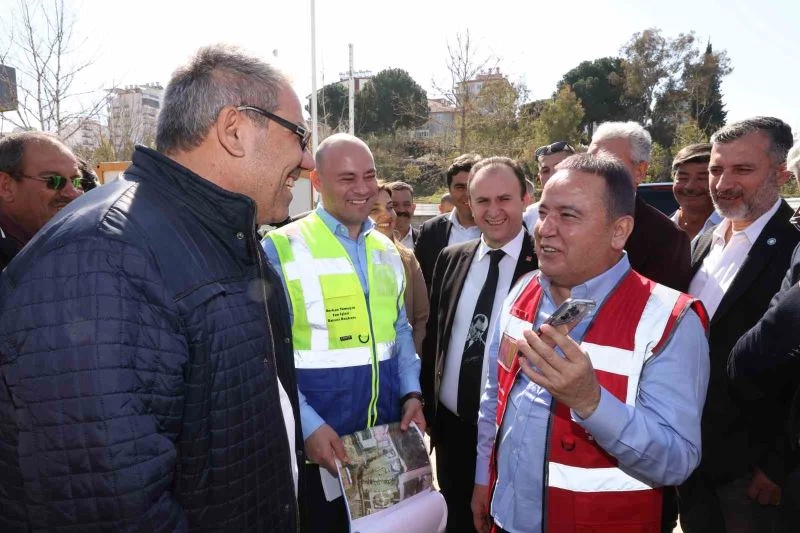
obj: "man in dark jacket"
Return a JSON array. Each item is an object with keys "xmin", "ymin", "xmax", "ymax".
[
  {"xmin": 0, "ymin": 132, "xmax": 84, "ymax": 269},
  {"xmin": 0, "ymin": 44, "xmax": 313, "ymax": 532}
]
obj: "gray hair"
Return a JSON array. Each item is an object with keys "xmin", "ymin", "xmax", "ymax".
[
  {"xmin": 592, "ymin": 121, "xmax": 652, "ymax": 164},
  {"xmin": 711, "ymin": 116, "xmax": 794, "ymax": 164},
  {"xmin": 0, "ymin": 131, "xmax": 67, "ymax": 179},
  {"xmin": 555, "ymin": 153, "xmax": 636, "ymax": 220},
  {"xmin": 787, "ymin": 140, "xmax": 800, "ymax": 178},
  {"xmin": 156, "ymin": 44, "xmax": 290, "ymax": 154}
]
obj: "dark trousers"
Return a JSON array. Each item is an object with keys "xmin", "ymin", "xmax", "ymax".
[
  {"xmin": 679, "ymin": 470, "xmax": 784, "ymax": 533},
  {"xmin": 661, "ymin": 486, "xmax": 679, "ymax": 533},
  {"xmin": 435, "ymin": 403, "xmax": 478, "ymax": 533},
  {"xmin": 303, "ymin": 463, "xmax": 349, "ymax": 533}
]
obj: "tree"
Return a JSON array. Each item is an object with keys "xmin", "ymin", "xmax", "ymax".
[
  {"xmin": 684, "ymin": 42, "xmax": 730, "ymax": 137},
  {"xmin": 436, "ymin": 30, "xmax": 496, "ymax": 152},
  {"xmin": 526, "ymin": 86, "xmax": 584, "ymax": 154},
  {"xmin": 673, "ymin": 119, "xmax": 708, "ymax": 149},
  {"xmin": 0, "ymin": 0, "xmax": 105, "ymax": 136},
  {"xmin": 467, "ymin": 78, "xmax": 527, "ymax": 156},
  {"xmin": 355, "ymin": 68, "xmax": 428, "ymax": 136},
  {"xmin": 311, "ymin": 82, "xmax": 349, "ymax": 132},
  {"xmin": 620, "ymin": 28, "xmax": 697, "ymax": 125},
  {"xmin": 558, "ymin": 57, "xmax": 629, "ymax": 139}
]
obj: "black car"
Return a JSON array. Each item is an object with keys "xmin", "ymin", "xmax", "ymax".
[{"xmin": 637, "ymin": 182, "xmax": 678, "ymax": 216}]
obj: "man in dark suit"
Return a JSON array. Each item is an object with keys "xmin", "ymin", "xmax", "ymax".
[
  {"xmin": 421, "ymin": 157, "xmax": 537, "ymax": 532},
  {"xmin": 415, "ymin": 153, "xmax": 482, "ymax": 288},
  {"xmin": 588, "ymin": 121, "xmax": 692, "ymax": 292},
  {"xmin": 678, "ymin": 117, "xmax": 800, "ymax": 533}
]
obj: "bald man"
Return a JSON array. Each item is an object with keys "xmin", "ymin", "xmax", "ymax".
[{"xmin": 263, "ymin": 133, "xmax": 424, "ymax": 532}]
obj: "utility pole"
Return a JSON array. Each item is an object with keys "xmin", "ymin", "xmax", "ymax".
[
  {"xmin": 310, "ymin": 0, "xmax": 319, "ymax": 153},
  {"xmin": 348, "ymin": 44, "xmax": 354, "ymax": 135}
]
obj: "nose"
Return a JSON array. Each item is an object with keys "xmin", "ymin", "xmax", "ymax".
[
  {"xmin": 537, "ymin": 212, "xmax": 557, "ymax": 237},
  {"xmin": 300, "ymin": 148, "xmax": 315, "ymax": 171},
  {"xmin": 61, "ymin": 181, "xmax": 83, "ymax": 200}
]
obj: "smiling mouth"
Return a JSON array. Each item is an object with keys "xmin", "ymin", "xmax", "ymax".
[{"xmin": 485, "ymin": 218, "xmax": 507, "ymax": 226}]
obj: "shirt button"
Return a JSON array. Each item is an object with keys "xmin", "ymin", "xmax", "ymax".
[
  {"xmin": 284, "ymin": 337, "xmax": 291, "ymax": 344},
  {"xmin": 236, "ymin": 231, "xmax": 245, "ymax": 240}
]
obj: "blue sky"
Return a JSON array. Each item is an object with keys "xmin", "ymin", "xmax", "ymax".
[{"xmin": 3, "ymin": 0, "xmax": 799, "ymax": 135}]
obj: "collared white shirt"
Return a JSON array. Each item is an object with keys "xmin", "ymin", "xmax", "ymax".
[
  {"xmin": 522, "ymin": 202, "xmax": 540, "ymax": 233},
  {"xmin": 689, "ymin": 198, "xmax": 781, "ymax": 318},
  {"xmin": 439, "ymin": 228, "xmax": 526, "ymax": 415},
  {"xmin": 670, "ymin": 209, "xmax": 723, "ymax": 244},
  {"xmin": 448, "ymin": 208, "xmax": 481, "ymax": 246},
  {"xmin": 396, "ymin": 226, "xmax": 415, "ymax": 250}
]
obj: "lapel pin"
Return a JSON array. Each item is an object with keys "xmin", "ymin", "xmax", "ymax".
[
  {"xmin": 767, "ymin": 237, "xmax": 777, "ymax": 246},
  {"xmin": 525, "ymin": 256, "xmax": 533, "ymax": 262}
]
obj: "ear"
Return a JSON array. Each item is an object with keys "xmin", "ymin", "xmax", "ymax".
[
  {"xmin": 776, "ymin": 162, "xmax": 792, "ymax": 188},
  {"xmin": 215, "ymin": 106, "xmax": 247, "ymax": 158},
  {"xmin": 633, "ymin": 161, "xmax": 649, "ymax": 185},
  {"xmin": 0, "ymin": 172, "xmax": 17, "ymax": 202},
  {"xmin": 611, "ymin": 215, "xmax": 635, "ymax": 251},
  {"xmin": 310, "ymin": 169, "xmax": 322, "ymax": 192},
  {"xmin": 410, "ymin": 201, "xmax": 416, "ymax": 212}
]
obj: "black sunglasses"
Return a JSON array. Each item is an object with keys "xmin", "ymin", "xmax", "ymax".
[
  {"xmin": 237, "ymin": 105, "xmax": 311, "ymax": 152},
  {"xmin": 15, "ymin": 173, "xmax": 83, "ymax": 191},
  {"xmin": 535, "ymin": 141, "xmax": 576, "ymax": 158}
]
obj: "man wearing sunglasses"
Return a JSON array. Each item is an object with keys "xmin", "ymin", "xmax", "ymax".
[
  {"xmin": 522, "ymin": 141, "xmax": 576, "ymax": 231},
  {"xmin": 0, "ymin": 131, "xmax": 83, "ymax": 269},
  {"xmin": 0, "ymin": 45, "xmax": 313, "ymax": 532}
]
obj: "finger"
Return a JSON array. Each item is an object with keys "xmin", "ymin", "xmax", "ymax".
[
  {"xmin": 400, "ymin": 405, "xmax": 414, "ymax": 431},
  {"xmin": 412, "ymin": 409, "xmax": 427, "ymax": 433},
  {"xmin": 331, "ymin": 434, "xmax": 349, "ymax": 464},
  {"xmin": 518, "ymin": 353, "xmax": 554, "ymax": 390},
  {"xmin": 519, "ymin": 329, "xmax": 561, "ymax": 374},
  {"xmin": 541, "ymin": 324, "xmax": 588, "ymax": 364}
]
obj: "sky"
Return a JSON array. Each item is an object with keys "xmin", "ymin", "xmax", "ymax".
[{"xmin": 2, "ymin": 0, "xmax": 800, "ymax": 136}]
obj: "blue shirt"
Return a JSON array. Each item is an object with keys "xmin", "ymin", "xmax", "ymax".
[
  {"xmin": 475, "ymin": 255, "xmax": 709, "ymax": 533},
  {"xmin": 263, "ymin": 206, "xmax": 421, "ymax": 439}
]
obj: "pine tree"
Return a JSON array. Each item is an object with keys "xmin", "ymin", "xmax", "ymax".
[{"xmin": 688, "ymin": 42, "xmax": 729, "ymax": 137}]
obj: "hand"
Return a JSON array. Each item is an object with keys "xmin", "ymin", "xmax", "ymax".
[
  {"xmin": 517, "ymin": 324, "xmax": 601, "ymax": 419},
  {"xmin": 400, "ymin": 397, "xmax": 426, "ymax": 432},
  {"xmin": 304, "ymin": 423, "xmax": 349, "ymax": 476},
  {"xmin": 471, "ymin": 484, "xmax": 492, "ymax": 533},
  {"xmin": 747, "ymin": 468, "xmax": 782, "ymax": 505}
]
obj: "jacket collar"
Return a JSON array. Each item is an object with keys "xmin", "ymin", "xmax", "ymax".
[{"xmin": 125, "ymin": 146, "xmax": 257, "ymax": 236}]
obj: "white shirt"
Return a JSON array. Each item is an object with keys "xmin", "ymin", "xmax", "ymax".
[
  {"xmin": 448, "ymin": 208, "xmax": 481, "ymax": 246},
  {"xmin": 670, "ymin": 209, "xmax": 723, "ymax": 244},
  {"xmin": 522, "ymin": 202, "xmax": 540, "ymax": 233},
  {"xmin": 439, "ymin": 228, "xmax": 526, "ymax": 415},
  {"xmin": 277, "ymin": 379, "xmax": 299, "ymax": 496},
  {"xmin": 396, "ymin": 226, "xmax": 415, "ymax": 250},
  {"xmin": 689, "ymin": 198, "xmax": 781, "ymax": 318}
]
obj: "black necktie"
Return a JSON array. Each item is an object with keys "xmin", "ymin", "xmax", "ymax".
[{"xmin": 458, "ymin": 248, "xmax": 505, "ymax": 424}]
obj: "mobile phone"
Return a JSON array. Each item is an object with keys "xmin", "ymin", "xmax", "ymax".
[{"xmin": 536, "ymin": 298, "xmax": 596, "ymax": 334}]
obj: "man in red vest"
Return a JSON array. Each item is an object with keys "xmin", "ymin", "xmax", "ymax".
[{"xmin": 471, "ymin": 153, "xmax": 710, "ymax": 533}]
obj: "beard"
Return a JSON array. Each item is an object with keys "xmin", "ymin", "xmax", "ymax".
[{"xmin": 711, "ymin": 171, "xmax": 780, "ymax": 221}]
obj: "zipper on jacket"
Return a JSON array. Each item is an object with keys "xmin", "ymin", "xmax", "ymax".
[{"xmin": 250, "ymin": 221, "xmax": 300, "ymax": 528}]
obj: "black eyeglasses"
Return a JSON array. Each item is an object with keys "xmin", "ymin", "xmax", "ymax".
[
  {"xmin": 237, "ymin": 105, "xmax": 311, "ymax": 152},
  {"xmin": 14, "ymin": 173, "xmax": 84, "ymax": 191},
  {"xmin": 535, "ymin": 141, "xmax": 576, "ymax": 158}
]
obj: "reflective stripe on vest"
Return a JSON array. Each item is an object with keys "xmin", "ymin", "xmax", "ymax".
[{"xmin": 268, "ymin": 212, "xmax": 405, "ymax": 429}]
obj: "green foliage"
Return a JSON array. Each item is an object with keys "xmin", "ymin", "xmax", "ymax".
[
  {"xmin": 684, "ymin": 42, "xmax": 730, "ymax": 137},
  {"xmin": 673, "ymin": 119, "xmax": 709, "ymax": 149},
  {"xmin": 311, "ymin": 83, "xmax": 349, "ymax": 132},
  {"xmin": 465, "ymin": 79, "xmax": 527, "ymax": 157},
  {"xmin": 355, "ymin": 68, "xmax": 429, "ymax": 135},
  {"xmin": 526, "ymin": 86, "xmax": 585, "ymax": 155},
  {"xmin": 646, "ymin": 142, "xmax": 672, "ymax": 183},
  {"xmin": 558, "ymin": 57, "xmax": 630, "ymax": 139}
]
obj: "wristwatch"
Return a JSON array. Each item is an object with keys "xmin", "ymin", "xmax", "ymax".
[{"xmin": 400, "ymin": 391, "xmax": 425, "ymax": 407}]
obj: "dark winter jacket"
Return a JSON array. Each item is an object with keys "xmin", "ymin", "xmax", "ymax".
[{"xmin": 0, "ymin": 146, "xmax": 304, "ymax": 532}]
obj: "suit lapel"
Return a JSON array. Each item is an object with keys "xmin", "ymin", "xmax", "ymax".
[
  {"xmin": 441, "ymin": 242, "xmax": 480, "ymax": 347},
  {"xmin": 712, "ymin": 203, "xmax": 793, "ymax": 325},
  {"xmin": 691, "ymin": 228, "xmax": 715, "ymax": 276},
  {"xmin": 512, "ymin": 230, "xmax": 538, "ymax": 283}
]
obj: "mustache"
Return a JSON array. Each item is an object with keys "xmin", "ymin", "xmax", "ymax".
[
  {"xmin": 395, "ymin": 212, "xmax": 411, "ymax": 218},
  {"xmin": 677, "ymin": 189, "xmax": 708, "ymax": 197}
]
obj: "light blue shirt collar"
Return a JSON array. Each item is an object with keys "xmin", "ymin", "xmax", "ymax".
[
  {"xmin": 538, "ymin": 252, "xmax": 631, "ymax": 310},
  {"xmin": 315, "ymin": 205, "xmax": 374, "ymax": 242}
]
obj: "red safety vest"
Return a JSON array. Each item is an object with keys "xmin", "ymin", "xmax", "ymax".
[{"xmin": 488, "ymin": 269, "xmax": 707, "ymax": 533}]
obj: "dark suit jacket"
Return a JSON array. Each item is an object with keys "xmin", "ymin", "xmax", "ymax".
[
  {"xmin": 420, "ymin": 232, "xmax": 538, "ymax": 433},
  {"xmin": 415, "ymin": 213, "xmax": 453, "ymax": 289},
  {"xmin": 691, "ymin": 200, "xmax": 800, "ymax": 485},
  {"xmin": 626, "ymin": 194, "xmax": 692, "ymax": 292},
  {"xmin": 411, "ymin": 226, "xmax": 420, "ymax": 245}
]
